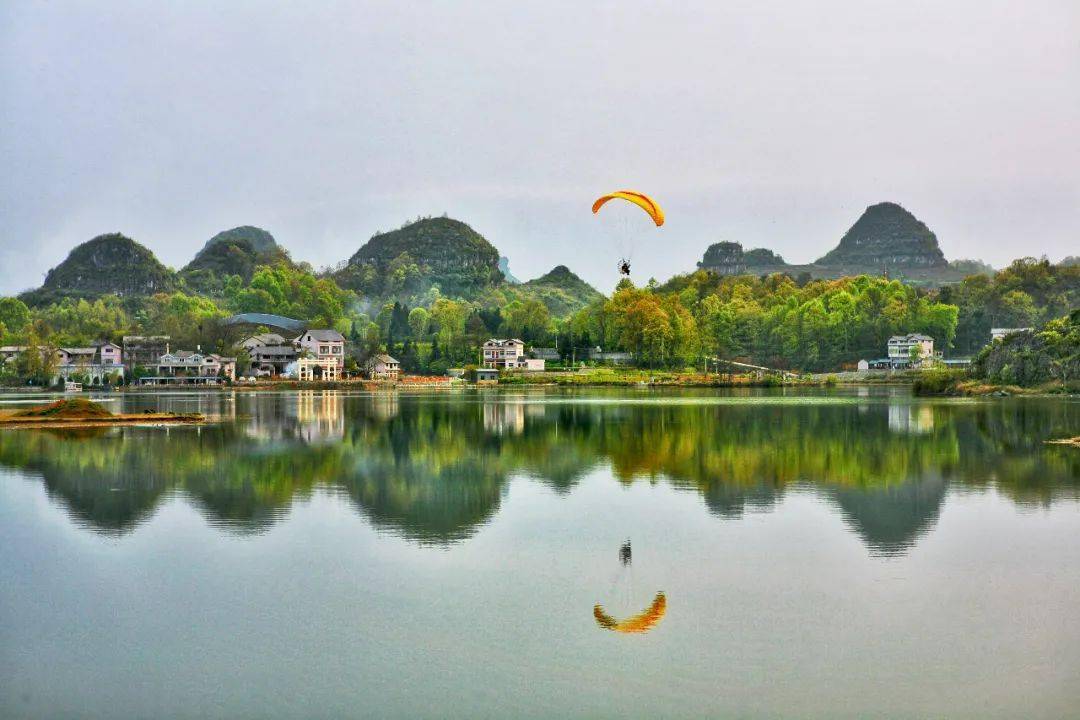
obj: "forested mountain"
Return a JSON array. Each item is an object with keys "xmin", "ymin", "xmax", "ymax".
[
  {"xmin": 696, "ymin": 202, "xmax": 973, "ymax": 286},
  {"xmin": 817, "ymin": 202, "xmax": 946, "ymax": 268},
  {"xmin": 5, "ymin": 215, "xmax": 1074, "ymax": 378},
  {"xmin": 519, "ymin": 266, "xmax": 604, "ymax": 317},
  {"xmin": 333, "ymin": 217, "xmax": 503, "ymax": 300},
  {"xmin": 181, "ymin": 226, "xmax": 293, "ymax": 292},
  {"xmin": 198, "ymin": 225, "xmax": 281, "ymax": 256},
  {"xmin": 21, "ymin": 233, "xmax": 177, "ymax": 305}
]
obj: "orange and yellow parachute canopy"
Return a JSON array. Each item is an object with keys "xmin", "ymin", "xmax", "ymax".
[
  {"xmin": 591, "ymin": 190, "xmax": 665, "ymax": 227},
  {"xmin": 593, "ymin": 592, "xmax": 667, "ymax": 634}
]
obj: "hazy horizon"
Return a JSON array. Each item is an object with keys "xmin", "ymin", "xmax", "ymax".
[{"xmin": 2, "ymin": 1, "xmax": 1077, "ymax": 296}]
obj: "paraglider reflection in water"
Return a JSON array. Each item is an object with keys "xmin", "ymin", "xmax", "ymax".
[
  {"xmin": 594, "ymin": 539, "xmax": 665, "ymax": 634},
  {"xmin": 592, "ymin": 190, "xmax": 664, "ymax": 277},
  {"xmin": 593, "ymin": 592, "xmax": 667, "ymax": 634}
]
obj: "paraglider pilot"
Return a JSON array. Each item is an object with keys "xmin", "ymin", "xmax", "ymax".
[
  {"xmin": 619, "ymin": 539, "xmax": 632, "ymax": 566},
  {"xmin": 618, "ymin": 259, "xmax": 631, "ymax": 276}
]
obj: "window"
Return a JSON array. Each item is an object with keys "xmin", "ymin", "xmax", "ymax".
[
  {"xmin": 320, "ymin": 345, "xmax": 329, "ymax": 354},
  {"xmin": 332, "ymin": 346, "xmax": 341, "ymax": 354}
]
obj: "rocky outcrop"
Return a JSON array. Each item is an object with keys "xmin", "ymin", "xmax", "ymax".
[
  {"xmin": 744, "ymin": 248, "xmax": 786, "ymax": 267},
  {"xmin": 698, "ymin": 242, "xmax": 748, "ymax": 275},
  {"xmin": 22, "ymin": 233, "xmax": 176, "ymax": 304},
  {"xmin": 817, "ymin": 202, "xmax": 946, "ymax": 268}
]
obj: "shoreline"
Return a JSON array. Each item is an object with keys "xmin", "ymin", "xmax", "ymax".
[{"xmin": 0, "ymin": 412, "xmax": 205, "ymax": 429}]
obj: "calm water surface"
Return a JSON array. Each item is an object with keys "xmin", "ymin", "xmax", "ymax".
[{"xmin": 1, "ymin": 387, "xmax": 1078, "ymax": 719}]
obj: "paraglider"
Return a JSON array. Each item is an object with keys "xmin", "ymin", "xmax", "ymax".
[
  {"xmin": 592, "ymin": 190, "xmax": 664, "ymax": 277},
  {"xmin": 593, "ymin": 592, "xmax": 667, "ymax": 634},
  {"xmin": 591, "ymin": 190, "xmax": 665, "ymax": 227},
  {"xmin": 619, "ymin": 539, "xmax": 632, "ymax": 565}
]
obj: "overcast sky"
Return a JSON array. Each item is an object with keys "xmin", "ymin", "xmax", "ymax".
[{"xmin": 1, "ymin": 0, "xmax": 1077, "ymax": 296}]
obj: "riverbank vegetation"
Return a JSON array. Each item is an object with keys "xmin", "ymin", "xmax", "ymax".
[
  {"xmin": 1, "ymin": 254, "xmax": 1076, "ymax": 383},
  {"xmin": 914, "ymin": 310, "xmax": 1079, "ymax": 396}
]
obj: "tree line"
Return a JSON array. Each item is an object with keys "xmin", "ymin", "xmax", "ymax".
[{"xmin": 1, "ymin": 256, "xmax": 1075, "ymax": 379}]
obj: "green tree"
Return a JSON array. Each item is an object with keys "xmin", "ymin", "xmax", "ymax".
[
  {"xmin": 408, "ymin": 307, "xmax": 430, "ymax": 340},
  {"xmin": 0, "ymin": 297, "xmax": 31, "ymax": 337}
]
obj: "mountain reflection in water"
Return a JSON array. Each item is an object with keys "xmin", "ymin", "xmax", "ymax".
[{"xmin": 0, "ymin": 389, "xmax": 1076, "ymax": 554}]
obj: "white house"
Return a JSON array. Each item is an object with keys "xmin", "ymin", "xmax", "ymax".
[
  {"xmin": 364, "ymin": 354, "xmax": 401, "ymax": 380},
  {"xmin": 482, "ymin": 339, "xmax": 525, "ymax": 369},
  {"xmin": 156, "ymin": 351, "xmax": 236, "ymax": 381},
  {"xmin": 886, "ymin": 334, "xmax": 934, "ymax": 366},
  {"xmin": 294, "ymin": 329, "xmax": 346, "ymax": 369},
  {"xmin": 512, "ymin": 358, "xmax": 545, "ymax": 372}
]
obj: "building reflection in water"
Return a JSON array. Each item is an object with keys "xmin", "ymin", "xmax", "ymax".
[
  {"xmin": 295, "ymin": 391, "xmax": 345, "ymax": 444},
  {"xmin": 888, "ymin": 404, "xmax": 935, "ymax": 435},
  {"xmin": 0, "ymin": 391, "xmax": 1076, "ymax": 553},
  {"xmin": 483, "ymin": 399, "xmax": 526, "ymax": 435}
]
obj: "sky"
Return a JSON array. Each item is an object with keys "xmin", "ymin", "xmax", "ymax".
[{"xmin": 1, "ymin": 0, "xmax": 1078, "ymax": 296}]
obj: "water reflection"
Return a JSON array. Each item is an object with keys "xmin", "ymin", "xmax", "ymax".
[
  {"xmin": 0, "ymin": 390, "xmax": 1076, "ymax": 552},
  {"xmin": 594, "ymin": 592, "xmax": 667, "ymax": 634},
  {"xmin": 827, "ymin": 475, "xmax": 948, "ymax": 557}
]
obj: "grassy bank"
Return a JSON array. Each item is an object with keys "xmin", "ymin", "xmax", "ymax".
[
  {"xmin": 913, "ymin": 369, "xmax": 1077, "ymax": 397},
  {"xmin": 0, "ymin": 398, "xmax": 204, "ymax": 428}
]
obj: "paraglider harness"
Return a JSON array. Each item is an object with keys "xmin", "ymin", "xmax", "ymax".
[{"xmin": 618, "ymin": 259, "xmax": 631, "ymax": 276}]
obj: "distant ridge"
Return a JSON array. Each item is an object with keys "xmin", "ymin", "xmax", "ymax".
[{"xmin": 696, "ymin": 201, "xmax": 968, "ymax": 286}]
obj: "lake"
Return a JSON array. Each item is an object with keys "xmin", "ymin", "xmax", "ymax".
[{"xmin": 1, "ymin": 387, "xmax": 1078, "ymax": 719}]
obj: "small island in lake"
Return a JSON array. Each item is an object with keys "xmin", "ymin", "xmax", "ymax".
[{"xmin": 0, "ymin": 398, "xmax": 203, "ymax": 429}]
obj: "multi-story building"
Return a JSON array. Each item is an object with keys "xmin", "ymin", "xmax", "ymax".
[
  {"xmin": 364, "ymin": 354, "xmax": 401, "ymax": 380},
  {"xmin": 154, "ymin": 350, "xmax": 236, "ymax": 382},
  {"xmin": 887, "ymin": 334, "xmax": 934, "ymax": 367},
  {"xmin": 248, "ymin": 344, "xmax": 298, "ymax": 376},
  {"xmin": 294, "ymin": 329, "xmax": 346, "ymax": 369},
  {"xmin": 54, "ymin": 341, "xmax": 125, "ymax": 385},
  {"xmin": 482, "ymin": 339, "xmax": 526, "ymax": 369},
  {"xmin": 123, "ymin": 336, "xmax": 171, "ymax": 368}
]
